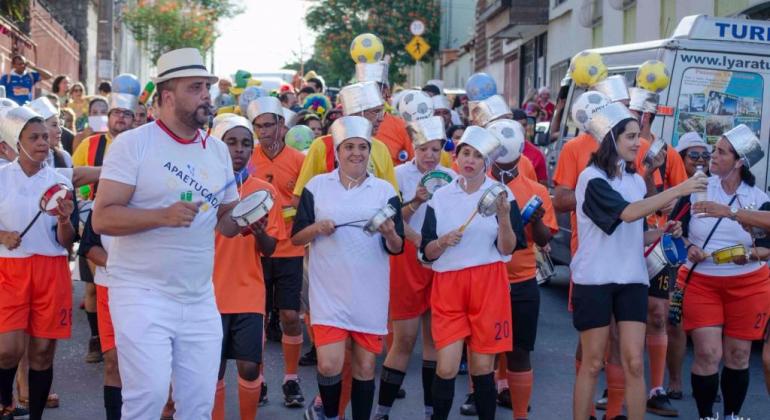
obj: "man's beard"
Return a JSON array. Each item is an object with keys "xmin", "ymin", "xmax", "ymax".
[{"xmin": 176, "ymin": 104, "xmax": 211, "ymax": 130}]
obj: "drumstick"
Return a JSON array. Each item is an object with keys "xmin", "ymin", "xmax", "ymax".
[
  {"xmin": 195, "ymin": 163, "xmax": 256, "ymax": 208},
  {"xmin": 458, "ymin": 208, "xmax": 478, "ymax": 233},
  {"xmin": 644, "ymin": 203, "xmax": 691, "ymax": 257},
  {"xmin": 19, "ymin": 210, "xmax": 43, "ymax": 239},
  {"xmin": 334, "ymin": 219, "xmax": 368, "ymax": 228}
]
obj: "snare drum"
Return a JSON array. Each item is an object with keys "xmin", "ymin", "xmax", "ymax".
[
  {"xmin": 521, "ymin": 196, "xmax": 543, "ymax": 225},
  {"xmin": 40, "ymin": 183, "xmax": 73, "ymax": 216},
  {"xmin": 712, "ymin": 245, "xmax": 747, "ymax": 265},
  {"xmin": 232, "ymin": 190, "xmax": 274, "ymax": 232},
  {"xmin": 645, "ymin": 233, "xmax": 687, "ymax": 279},
  {"xmin": 420, "ymin": 170, "xmax": 453, "ymax": 197},
  {"xmin": 646, "ymin": 242, "xmax": 669, "ymax": 279},
  {"xmin": 363, "ymin": 204, "xmax": 397, "ymax": 236}
]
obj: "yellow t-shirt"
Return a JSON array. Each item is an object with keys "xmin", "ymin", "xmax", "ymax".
[
  {"xmin": 293, "ymin": 134, "xmax": 399, "ymax": 196},
  {"xmin": 72, "ymin": 133, "xmax": 113, "ymax": 167}
]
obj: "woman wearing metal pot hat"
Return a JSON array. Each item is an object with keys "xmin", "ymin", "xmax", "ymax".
[
  {"xmin": 570, "ymin": 102, "xmax": 707, "ymax": 420},
  {"xmin": 419, "ymin": 125, "xmax": 526, "ymax": 420},
  {"xmin": 0, "ymin": 106, "xmax": 77, "ymax": 420},
  {"xmin": 487, "ymin": 118, "xmax": 558, "ymax": 420},
  {"xmin": 292, "ymin": 116, "xmax": 404, "ymax": 420},
  {"xmin": 374, "ymin": 116, "xmax": 456, "ymax": 420},
  {"xmin": 28, "ymin": 97, "xmax": 71, "ymax": 169},
  {"xmin": 672, "ymin": 124, "xmax": 770, "ymax": 419}
]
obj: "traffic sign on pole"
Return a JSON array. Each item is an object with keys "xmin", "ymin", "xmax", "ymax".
[
  {"xmin": 410, "ymin": 20, "xmax": 425, "ymax": 36},
  {"xmin": 405, "ymin": 36, "xmax": 430, "ymax": 61}
]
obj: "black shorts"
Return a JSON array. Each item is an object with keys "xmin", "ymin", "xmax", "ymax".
[
  {"xmin": 220, "ymin": 313, "xmax": 264, "ymax": 363},
  {"xmin": 571, "ymin": 283, "xmax": 648, "ymax": 332},
  {"xmin": 262, "ymin": 257, "xmax": 303, "ymax": 311},
  {"xmin": 648, "ymin": 266, "xmax": 675, "ymax": 299},
  {"xmin": 79, "ymin": 255, "xmax": 94, "ymax": 283},
  {"xmin": 509, "ymin": 278, "xmax": 540, "ymax": 352}
]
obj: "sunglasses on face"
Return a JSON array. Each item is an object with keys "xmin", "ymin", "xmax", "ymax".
[{"xmin": 687, "ymin": 151, "xmax": 711, "ymax": 161}]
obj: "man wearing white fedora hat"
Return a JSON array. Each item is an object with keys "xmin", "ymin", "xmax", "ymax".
[{"xmin": 92, "ymin": 48, "xmax": 242, "ymax": 419}]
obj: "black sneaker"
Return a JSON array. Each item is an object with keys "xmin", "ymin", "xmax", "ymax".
[
  {"xmin": 646, "ymin": 389, "xmax": 678, "ymax": 417},
  {"xmin": 396, "ymin": 388, "xmax": 406, "ymax": 399},
  {"xmin": 595, "ymin": 389, "xmax": 608, "ymax": 410},
  {"xmin": 11, "ymin": 406, "xmax": 29, "ymax": 420},
  {"xmin": 299, "ymin": 347, "xmax": 317, "ymax": 366},
  {"xmin": 460, "ymin": 393, "xmax": 477, "ymax": 416},
  {"xmin": 497, "ymin": 388, "xmax": 511, "ymax": 408},
  {"xmin": 260, "ymin": 383, "xmax": 269, "ymax": 406},
  {"xmin": 283, "ymin": 379, "xmax": 305, "ymax": 408},
  {"xmin": 666, "ymin": 388, "xmax": 683, "ymax": 400}
]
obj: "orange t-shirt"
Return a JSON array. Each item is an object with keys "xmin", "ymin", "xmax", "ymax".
[
  {"xmin": 505, "ymin": 175, "xmax": 558, "ymax": 282},
  {"xmin": 376, "ymin": 113, "xmax": 414, "ymax": 166},
  {"xmin": 249, "ymin": 144, "xmax": 306, "ymax": 258},
  {"xmin": 552, "ymin": 133, "xmax": 599, "ymax": 256},
  {"xmin": 453, "ymin": 155, "xmax": 538, "ymax": 184},
  {"xmin": 212, "ymin": 177, "xmax": 286, "ymax": 314}
]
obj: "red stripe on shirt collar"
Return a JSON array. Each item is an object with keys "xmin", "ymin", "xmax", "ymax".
[{"xmin": 156, "ymin": 119, "xmax": 208, "ymax": 149}]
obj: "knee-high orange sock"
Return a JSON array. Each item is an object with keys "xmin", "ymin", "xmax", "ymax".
[
  {"xmin": 646, "ymin": 333, "xmax": 667, "ymax": 391},
  {"xmin": 606, "ymin": 362, "xmax": 625, "ymax": 419},
  {"xmin": 575, "ymin": 359, "xmax": 596, "ymax": 417},
  {"xmin": 507, "ymin": 370, "xmax": 533, "ymax": 419},
  {"xmin": 496, "ymin": 355, "xmax": 508, "ymax": 391},
  {"xmin": 212, "ymin": 379, "xmax": 225, "ymax": 420},
  {"xmin": 238, "ymin": 376, "xmax": 262, "ymax": 420},
  {"xmin": 339, "ymin": 348, "xmax": 353, "ymax": 415},
  {"xmin": 282, "ymin": 334, "xmax": 303, "ymax": 381}
]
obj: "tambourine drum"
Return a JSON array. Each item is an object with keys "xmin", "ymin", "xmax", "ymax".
[
  {"xmin": 40, "ymin": 183, "xmax": 73, "ymax": 216},
  {"xmin": 712, "ymin": 244, "xmax": 746, "ymax": 265},
  {"xmin": 645, "ymin": 234, "xmax": 687, "ymax": 279},
  {"xmin": 521, "ymin": 196, "xmax": 543, "ymax": 225},
  {"xmin": 478, "ymin": 183, "xmax": 507, "ymax": 217},
  {"xmin": 420, "ymin": 170, "xmax": 453, "ymax": 197},
  {"xmin": 363, "ymin": 204, "xmax": 397, "ymax": 236},
  {"xmin": 535, "ymin": 246, "xmax": 555, "ymax": 285},
  {"xmin": 232, "ymin": 190, "xmax": 274, "ymax": 229}
]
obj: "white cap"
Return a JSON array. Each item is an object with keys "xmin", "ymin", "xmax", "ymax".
[
  {"xmin": 330, "ymin": 115, "xmax": 373, "ymax": 149},
  {"xmin": 108, "ymin": 92, "xmax": 138, "ymax": 113},
  {"xmin": 28, "ymin": 97, "xmax": 58, "ymax": 120},
  {"xmin": 152, "ymin": 48, "xmax": 218, "ymax": 84},
  {"xmin": 407, "ymin": 116, "xmax": 446, "ymax": 147},
  {"xmin": 457, "ymin": 125, "xmax": 503, "ymax": 164},
  {"xmin": 586, "ymin": 102, "xmax": 636, "ymax": 141},
  {"xmin": 0, "ymin": 106, "xmax": 42, "ymax": 150},
  {"xmin": 211, "ymin": 114, "xmax": 253, "ymax": 141},
  {"xmin": 247, "ymin": 97, "xmax": 284, "ymax": 123},
  {"xmin": 675, "ymin": 132, "xmax": 712, "ymax": 153},
  {"xmin": 355, "ymin": 62, "xmax": 389, "ymax": 85},
  {"xmin": 432, "ymin": 95, "xmax": 451, "ymax": 111},
  {"xmin": 339, "ymin": 82, "xmax": 383, "ymax": 115},
  {"xmin": 724, "ymin": 124, "xmax": 764, "ymax": 168},
  {"xmin": 470, "ymin": 95, "xmax": 511, "ymax": 127}
]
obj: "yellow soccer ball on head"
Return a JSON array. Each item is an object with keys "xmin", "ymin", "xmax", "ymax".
[
  {"xmin": 350, "ymin": 33, "xmax": 384, "ymax": 64},
  {"xmin": 636, "ymin": 60, "xmax": 670, "ymax": 93},
  {"xmin": 569, "ymin": 51, "xmax": 608, "ymax": 88}
]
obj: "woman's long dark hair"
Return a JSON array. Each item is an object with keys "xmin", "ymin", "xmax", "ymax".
[
  {"xmin": 52, "ymin": 75, "xmax": 68, "ymax": 95},
  {"xmin": 588, "ymin": 118, "xmax": 637, "ymax": 178},
  {"xmin": 727, "ymin": 141, "xmax": 757, "ymax": 186}
]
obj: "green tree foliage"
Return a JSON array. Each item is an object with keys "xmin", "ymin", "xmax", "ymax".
[
  {"xmin": 305, "ymin": 0, "xmax": 439, "ymax": 87},
  {"xmin": 123, "ymin": 0, "xmax": 242, "ymax": 62}
]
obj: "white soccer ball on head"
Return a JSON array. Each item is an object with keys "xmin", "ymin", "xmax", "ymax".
[
  {"xmin": 570, "ymin": 90, "xmax": 611, "ymax": 132},
  {"xmin": 397, "ymin": 90, "xmax": 434, "ymax": 123}
]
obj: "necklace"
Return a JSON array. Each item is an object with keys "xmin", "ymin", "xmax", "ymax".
[{"xmin": 339, "ymin": 168, "xmax": 367, "ymax": 190}]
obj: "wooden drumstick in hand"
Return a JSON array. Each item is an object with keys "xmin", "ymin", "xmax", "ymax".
[{"xmin": 458, "ymin": 208, "xmax": 478, "ymax": 233}]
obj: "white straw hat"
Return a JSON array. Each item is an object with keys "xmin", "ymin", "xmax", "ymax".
[{"xmin": 152, "ymin": 48, "xmax": 218, "ymax": 85}]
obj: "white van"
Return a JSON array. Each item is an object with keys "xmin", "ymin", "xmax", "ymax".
[{"xmin": 545, "ymin": 14, "xmax": 770, "ymax": 265}]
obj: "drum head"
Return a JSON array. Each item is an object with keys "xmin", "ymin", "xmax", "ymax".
[
  {"xmin": 233, "ymin": 190, "xmax": 270, "ymax": 218},
  {"xmin": 478, "ymin": 183, "xmax": 506, "ymax": 217},
  {"xmin": 40, "ymin": 184, "xmax": 72, "ymax": 214},
  {"xmin": 420, "ymin": 171, "xmax": 453, "ymax": 196}
]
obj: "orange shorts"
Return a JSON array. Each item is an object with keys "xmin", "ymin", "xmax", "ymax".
[
  {"xmin": 312, "ymin": 325, "xmax": 384, "ymax": 354},
  {"xmin": 389, "ymin": 241, "xmax": 433, "ymax": 320},
  {"xmin": 431, "ymin": 262, "xmax": 512, "ymax": 354},
  {"xmin": 0, "ymin": 255, "xmax": 72, "ymax": 339},
  {"xmin": 96, "ymin": 285, "xmax": 115, "ymax": 352},
  {"xmin": 683, "ymin": 265, "xmax": 770, "ymax": 340}
]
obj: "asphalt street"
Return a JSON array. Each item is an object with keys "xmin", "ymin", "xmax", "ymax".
[{"xmin": 42, "ymin": 266, "xmax": 770, "ymax": 419}]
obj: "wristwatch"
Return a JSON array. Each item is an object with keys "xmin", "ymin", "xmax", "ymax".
[{"xmin": 729, "ymin": 206, "xmax": 739, "ymax": 220}]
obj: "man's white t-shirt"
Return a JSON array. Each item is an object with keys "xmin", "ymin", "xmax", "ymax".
[{"xmin": 99, "ymin": 121, "xmax": 238, "ymax": 302}]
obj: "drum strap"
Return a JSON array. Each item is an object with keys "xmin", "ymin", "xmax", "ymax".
[{"xmin": 683, "ymin": 195, "xmax": 738, "ymax": 286}]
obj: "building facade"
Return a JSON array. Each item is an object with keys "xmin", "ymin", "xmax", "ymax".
[{"xmin": 435, "ymin": 0, "xmax": 770, "ymax": 107}]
